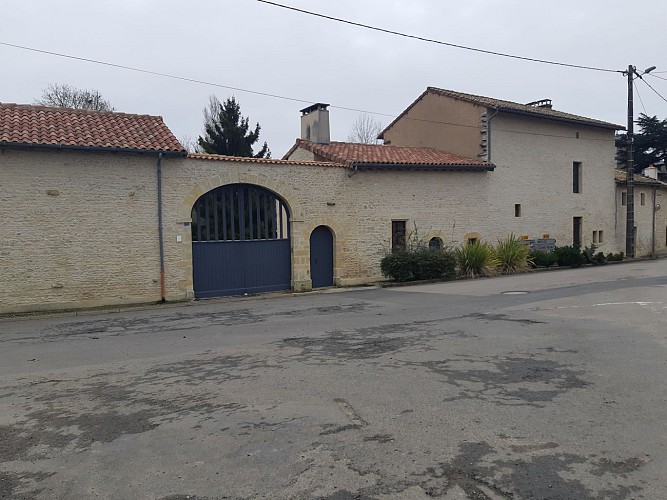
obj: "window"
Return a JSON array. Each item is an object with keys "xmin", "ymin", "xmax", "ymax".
[
  {"xmin": 573, "ymin": 162, "xmax": 582, "ymax": 193},
  {"xmin": 391, "ymin": 220, "xmax": 406, "ymax": 251},
  {"xmin": 641, "ymin": 192, "xmax": 646, "ymax": 206},
  {"xmin": 599, "ymin": 230, "xmax": 604, "ymax": 244},
  {"xmin": 428, "ymin": 237, "xmax": 443, "ymax": 250},
  {"xmin": 573, "ymin": 217, "xmax": 582, "ymax": 247},
  {"xmin": 514, "ymin": 204, "xmax": 522, "ymax": 217},
  {"xmin": 622, "ymin": 192, "xmax": 627, "ymax": 206},
  {"xmin": 593, "ymin": 231, "xmax": 598, "ymax": 244}
]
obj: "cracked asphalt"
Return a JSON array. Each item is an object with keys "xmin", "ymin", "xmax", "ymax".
[{"xmin": 1, "ymin": 260, "xmax": 666, "ymax": 499}]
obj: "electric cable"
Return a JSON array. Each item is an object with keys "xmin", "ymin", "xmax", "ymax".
[
  {"xmin": 257, "ymin": 0, "xmax": 621, "ymax": 74},
  {"xmin": 0, "ymin": 41, "xmax": 618, "ymax": 143}
]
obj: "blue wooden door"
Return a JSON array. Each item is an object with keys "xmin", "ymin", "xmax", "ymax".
[
  {"xmin": 310, "ymin": 226, "xmax": 334, "ymax": 288},
  {"xmin": 191, "ymin": 184, "xmax": 291, "ymax": 298}
]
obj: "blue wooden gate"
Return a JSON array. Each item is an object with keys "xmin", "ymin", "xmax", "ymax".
[
  {"xmin": 310, "ymin": 225, "xmax": 334, "ymax": 288},
  {"xmin": 191, "ymin": 184, "xmax": 291, "ymax": 298}
]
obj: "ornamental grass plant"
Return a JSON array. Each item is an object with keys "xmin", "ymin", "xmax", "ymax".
[
  {"xmin": 455, "ymin": 240, "xmax": 500, "ymax": 278},
  {"xmin": 494, "ymin": 234, "xmax": 534, "ymax": 274}
]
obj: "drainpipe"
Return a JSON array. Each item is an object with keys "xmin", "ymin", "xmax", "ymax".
[
  {"xmin": 486, "ymin": 108, "xmax": 500, "ymax": 162},
  {"xmin": 347, "ymin": 163, "xmax": 358, "ymax": 177},
  {"xmin": 157, "ymin": 152, "xmax": 166, "ymax": 302},
  {"xmin": 652, "ymin": 186, "xmax": 658, "ymax": 257}
]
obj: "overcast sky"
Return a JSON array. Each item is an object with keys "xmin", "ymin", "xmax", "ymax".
[{"xmin": 2, "ymin": 0, "xmax": 666, "ymax": 157}]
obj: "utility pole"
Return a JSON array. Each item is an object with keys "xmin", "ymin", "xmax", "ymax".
[{"xmin": 625, "ymin": 64, "xmax": 635, "ymax": 258}]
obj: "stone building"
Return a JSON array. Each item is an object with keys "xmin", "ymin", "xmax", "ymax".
[
  {"xmin": 0, "ymin": 89, "xmax": 633, "ymax": 314},
  {"xmin": 614, "ymin": 170, "xmax": 667, "ymax": 256}
]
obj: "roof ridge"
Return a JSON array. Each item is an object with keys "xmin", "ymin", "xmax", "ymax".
[{"xmin": 0, "ymin": 102, "xmax": 162, "ymax": 120}]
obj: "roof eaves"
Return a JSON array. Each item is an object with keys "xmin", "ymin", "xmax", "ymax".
[
  {"xmin": 498, "ymin": 107, "xmax": 623, "ymax": 130},
  {"xmin": 353, "ymin": 162, "xmax": 495, "ymax": 171}
]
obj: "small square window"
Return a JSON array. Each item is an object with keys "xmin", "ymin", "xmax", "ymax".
[
  {"xmin": 622, "ymin": 192, "xmax": 627, "ymax": 206},
  {"xmin": 641, "ymin": 192, "xmax": 646, "ymax": 206},
  {"xmin": 515, "ymin": 204, "xmax": 522, "ymax": 217}
]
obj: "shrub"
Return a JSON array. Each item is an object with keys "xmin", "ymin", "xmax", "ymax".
[
  {"xmin": 494, "ymin": 234, "xmax": 533, "ymax": 274},
  {"xmin": 532, "ymin": 251, "xmax": 558, "ymax": 268},
  {"xmin": 381, "ymin": 248, "xmax": 456, "ymax": 282},
  {"xmin": 582, "ymin": 244, "xmax": 597, "ymax": 265},
  {"xmin": 455, "ymin": 241, "xmax": 499, "ymax": 278},
  {"xmin": 594, "ymin": 252, "xmax": 607, "ymax": 265},
  {"xmin": 554, "ymin": 245, "xmax": 584, "ymax": 267},
  {"xmin": 606, "ymin": 252, "xmax": 625, "ymax": 262}
]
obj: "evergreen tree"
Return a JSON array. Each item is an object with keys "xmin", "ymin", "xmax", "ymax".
[
  {"xmin": 197, "ymin": 96, "xmax": 270, "ymax": 158},
  {"xmin": 616, "ymin": 113, "xmax": 667, "ymax": 172}
]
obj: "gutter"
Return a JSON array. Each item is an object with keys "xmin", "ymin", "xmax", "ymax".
[
  {"xmin": 497, "ymin": 108, "xmax": 623, "ymax": 131},
  {"xmin": 352, "ymin": 163, "xmax": 495, "ymax": 172},
  {"xmin": 157, "ymin": 152, "xmax": 166, "ymax": 302}
]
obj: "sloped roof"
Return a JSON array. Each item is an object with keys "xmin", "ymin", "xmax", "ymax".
[
  {"xmin": 0, "ymin": 103, "xmax": 185, "ymax": 154},
  {"xmin": 188, "ymin": 152, "xmax": 346, "ymax": 168},
  {"xmin": 614, "ymin": 169, "xmax": 667, "ymax": 187},
  {"xmin": 379, "ymin": 87, "xmax": 623, "ymax": 138},
  {"xmin": 284, "ymin": 139, "xmax": 494, "ymax": 171}
]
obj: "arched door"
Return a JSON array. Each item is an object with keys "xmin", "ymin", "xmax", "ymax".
[
  {"xmin": 310, "ymin": 226, "xmax": 334, "ymax": 288},
  {"xmin": 191, "ymin": 184, "xmax": 291, "ymax": 298}
]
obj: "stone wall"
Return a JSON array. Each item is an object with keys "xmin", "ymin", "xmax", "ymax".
[
  {"xmin": 615, "ymin": 183, "xmax": 667, "ymax": 257},
  {"xmin": 0, "ymin": 149, "xmax": 163, "ymax": 313},
  {"xmin": 1, "ymin": 131, "xmax": 630, "ymax": 314}
]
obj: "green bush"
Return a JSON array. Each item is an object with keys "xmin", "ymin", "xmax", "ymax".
[
  {"xmin": 455, "ymin": 241, "xmax": 499, "ymax": 278},
  {"xmin": 381, "ymin": 248, "xmax": 456, "ymax": 282},
  {"xmin": 606, "ymin": 251, "xmax": 625, "ymax": 262},
  {"xmin": 594, "ymin": 252, "xmax": 607, "ymax": 265},
  {"xmin": 554, "ymin": 245, "xmax": 584, "ymax": 267},
  {"xmin": 582, "ymin": 244, "xmax": 597, "ymax": 265},
  {"xmin": 494, "ymin": 234, "xmax": 533, "ymax": 274},
  {"xmin": 532, "ymin": 251, "xmax": 558, "ymax": 268}
]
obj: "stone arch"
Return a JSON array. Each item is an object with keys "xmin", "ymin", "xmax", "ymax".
[
  {"xmin": 463, "ymin": 231, "xmax": 482, "ymax": 245},
  {"xmin": 179, "ymin": 172, "xmax": 301, "ymax": 222},
  {"xmin": 302, "ymin": 220, "xmax": 345, "ymax": 286}
]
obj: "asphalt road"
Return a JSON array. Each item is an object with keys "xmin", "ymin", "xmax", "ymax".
[{"xmin": 1, "ymin": 260, "xmax": 667, "ymax": 500}]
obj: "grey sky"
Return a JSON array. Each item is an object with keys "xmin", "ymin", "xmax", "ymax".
[{"xmin": 2, "ymin": 0, "xmax": 665, "ymax": 157}]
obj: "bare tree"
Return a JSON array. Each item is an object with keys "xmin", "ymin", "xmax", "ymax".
[
  {"xmin": 347, "ymin": 114, "xmax": 383, "ymax": 144},
  {"xmin": 179, "ymin": 135, "xmax": 202, "ymax": 154},
  {"xmin": 35, "ymin": 84, "xmax": 114, "ymax": 111}
]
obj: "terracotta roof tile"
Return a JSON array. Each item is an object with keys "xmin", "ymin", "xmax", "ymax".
[
  {"xmin": 188, "ymin": 152, "xmax": 346, "ymax": 168},
  {"xmin": 614, "ymin": 169, "xmax": 667, "ymax": 187},
  {"xmin": 285, "ymin": 139, "xmax": 494, "ymax": 170},
  {"xmin": 379, "ymin": 87, "xmax": 623, "ymax": 138},
  {"xmin": 0, "ymin": 103, "xmax": 185, "ymax": 153}
]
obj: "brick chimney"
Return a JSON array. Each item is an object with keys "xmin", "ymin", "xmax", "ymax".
[{"xmin": 300, "ymin": 103, "xmax": 330, "ymax": 144}]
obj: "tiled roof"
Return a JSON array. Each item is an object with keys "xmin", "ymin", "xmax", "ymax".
[
  {"xmin": 284, "ymin": 139, "xmax": 494, "ymax": 170},
  {"xmin": 379, "ymin": 87, "xmax": 623, "ymax": 138},
  {"xmin": 614, "ymin": 169, "xmax": 667, "ymax": 187},
  {"xmin": 0, "ymin": 103, "xmax": 185, "ymax": 153},
  {"xmin": 188, "ymin": 152, "xmax": 346, "ymax": 168}
]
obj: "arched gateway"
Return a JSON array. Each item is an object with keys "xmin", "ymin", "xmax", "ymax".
[{"xmin": 191, "ymin": 183, "xmax": 291, "ymax": 298}]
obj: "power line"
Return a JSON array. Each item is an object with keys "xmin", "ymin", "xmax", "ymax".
[
  {"xmin": 257, "ymin": 0, "xmax": 621, "ymax": 74},
  {"xmin": 634, "ymin": 81, "xmax": 647, "ymax": 115},
  {"xmin": 638, "ymin": 76, "xmax": 667, "ymax": 105},
  {"xmin": 0, "ymin": 40, "xmax": 617, "ymax": 143},
  {"xmin": 647, "ymin": 73, "xmax": 667, "ymax": 82}
]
